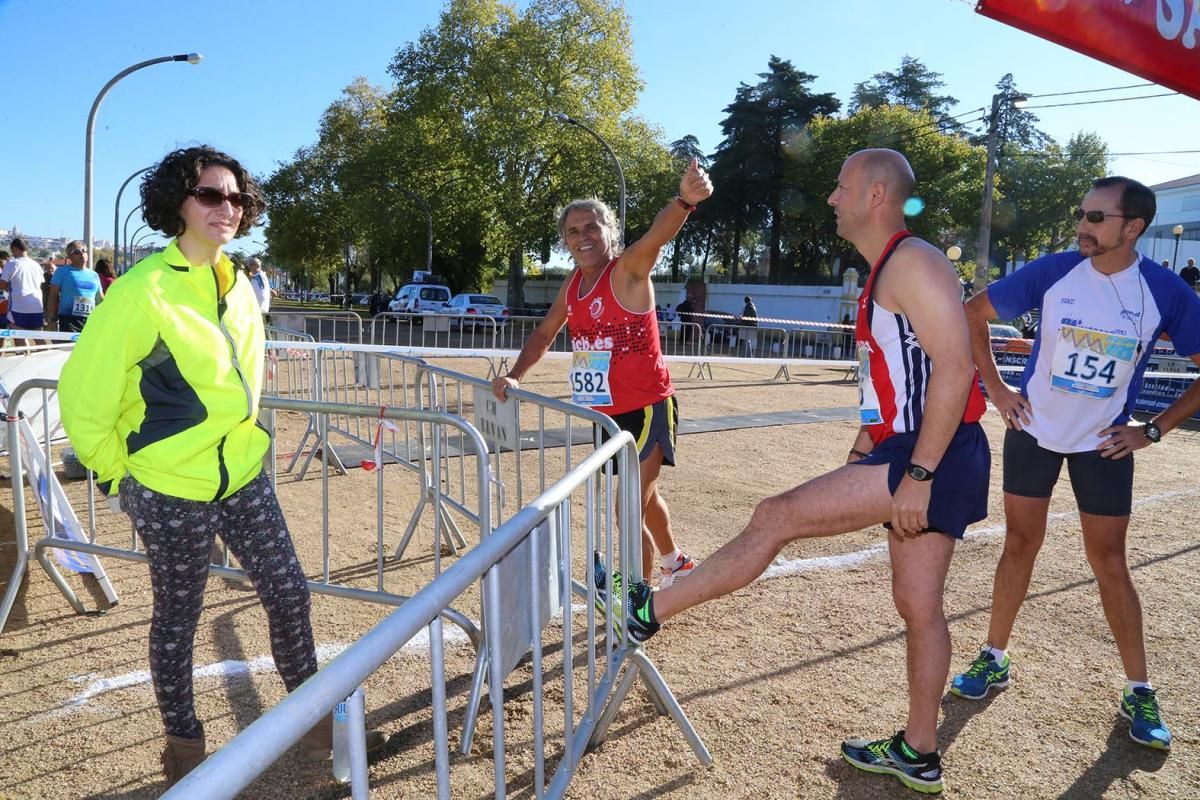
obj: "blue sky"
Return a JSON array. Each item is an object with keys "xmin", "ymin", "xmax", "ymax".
[{"xmin": 3, "ymin": 0, "xmax": 1198, "ymax": 254}]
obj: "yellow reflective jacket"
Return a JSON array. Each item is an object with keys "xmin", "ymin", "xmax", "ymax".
[{"xmin": 59, "ymin": 241, "xmax": 268, "ymax": 502}]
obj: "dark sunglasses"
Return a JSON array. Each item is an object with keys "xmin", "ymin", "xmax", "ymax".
[
  {"xmin": 68, "ymin": 248, "xmax": 86, "ymax": 256},
  {"xmin": 189, "ymin": 186, "xmax": 258, "ymax": 209},
  {"xmin": 1073, "ymin": 207, "xmax": 1132, "ymax": 224}
]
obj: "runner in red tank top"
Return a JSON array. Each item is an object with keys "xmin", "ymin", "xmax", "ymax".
[{"xmin": 493, "ymin": 159, "xmax": 713, "ymax": 585}]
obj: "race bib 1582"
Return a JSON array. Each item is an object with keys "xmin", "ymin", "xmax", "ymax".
[{"xmin": 569, "ymin": 350, "xmax": 612, "ymax": 407}]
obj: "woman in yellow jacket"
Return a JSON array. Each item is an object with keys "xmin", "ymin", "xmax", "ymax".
[{"xmin": 58, "ymin": 146, "xmax": 384, "ymax": 787}]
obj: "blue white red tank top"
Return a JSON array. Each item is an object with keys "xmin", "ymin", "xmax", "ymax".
[
  {"xmin": 565, "ymin": 258, "xmax": 673, "ymax": 415},
  {"xmin": 855, "ymin": 231, "xmax": 986, "ymax": 445}
]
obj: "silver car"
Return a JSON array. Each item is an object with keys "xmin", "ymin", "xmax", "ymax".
[{"xmin": 446, "ymin": 293, "xmax": 509, "ymax": 328}]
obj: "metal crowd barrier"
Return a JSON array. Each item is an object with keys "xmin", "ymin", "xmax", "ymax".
[
  {"xmin": 6, "ymin": 382, "xmax": 484, "ymax": 644},
  {"xmin": 788, "ymin": 325, "xmax": 854, "ymax": 361},
  {"xmin": 659, "ymin": 321, "xmax": 704, "ymax": 357},
  {"xmin": 270, "ymin": 310, "xmax": 364, "ymax": 344},
  {"xmin": 165, "ymin": 429, "xmax": 709, "ymax": 800},
  {"xmin": 2, "ymin": 370, "xmax": 708, "ymax": 797}
]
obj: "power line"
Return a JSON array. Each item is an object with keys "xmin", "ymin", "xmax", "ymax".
[
  {"xmin": 1005, "ymin": 148, "xmax": 1200, "ymax": 158},
  {"xmin": 1025, "ymin": 82, "xmax": 1156, "ymax": 99},
  {"xmin": 896, "ymin": 114, "xmax": 986, "ymax": 146},
  {"xmin": 1022, "ymin": 91, "xmax": 1179, "ymax": 109},
  {"xmin": 856, "ymin": 104, "xmax": 986, "ymax": 143}
]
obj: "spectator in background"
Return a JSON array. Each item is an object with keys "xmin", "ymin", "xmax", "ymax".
[
  {"xmin": 1161, "ymin": 259, "xmax": 1171, "ymax": 269},
  {"xmin": 368, "ymin": 289, "xmax": 388, "ymax": 316},
  {"xmin": 741, "ymin": 295, "xmax": 758, "ymax": 325},
  {"xmin": 246, "ymin": 256, "xmax": 273, "ymax": 322},
  {"xmin": 1, "ymin": 238, "xmax": 46, "ymax": 344},
  {"xmin": 675, "ymin": 295, "xmax": 695, "ymax": 345},
  {"xmin": 740, "ymin": 295, "xmax": 758, "ymax": 354},
  {"xmin": 0, "ymin": 250, "xmax": 9, "ymax": 331},
  {"xmin": 48, "ymin": 240, "xmax": 104, "ymax": 332},
  {"xmin": 42, "ymin": 259, "xmax": 56, "ymax": 313},
  {"xmin": 1180, "ymin": 258, "xmax": 1199, "ymax": 289},
  {"xmin": 96, "ymin": 258, "xmax": 116, "ymax": 292}
]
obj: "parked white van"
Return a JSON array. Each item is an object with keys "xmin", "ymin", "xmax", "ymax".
[{"xmin": 388, "ymin": 282, "xmax": 452, "ymax": 316}]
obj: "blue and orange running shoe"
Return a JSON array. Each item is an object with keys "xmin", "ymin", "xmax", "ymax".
[
  {"xmin": 841, "ymin": 730, "xmax": 944, "ymax": 794},
  {"xmin": 1120, "ymin": 686, "xmax": 1171, "ymax": 750},
  {"xmin": 950, "ymin": 648, "xmax": 1010, "ymax": 700},
  {"xmin": 592, "ymin": 551, "xmax": 660, "ymax": 643}
]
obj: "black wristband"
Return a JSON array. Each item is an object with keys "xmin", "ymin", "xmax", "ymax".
[{"xmin": 849, "ymin": 448, "xmax": 870, "ymax": 459}]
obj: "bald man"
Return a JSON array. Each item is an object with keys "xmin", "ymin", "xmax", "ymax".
[{"xmin": 597, "ymin": 149, "xmax": 990, "ymax": 794}]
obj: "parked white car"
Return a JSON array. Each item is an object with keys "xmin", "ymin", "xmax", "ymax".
[{"xmin": 445, "ymin": 293, "xmax": 509, "ymax": 327}]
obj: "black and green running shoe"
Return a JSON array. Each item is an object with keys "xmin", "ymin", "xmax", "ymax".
[
  {"xmin": 841, "ymin": 730, "xmax": 944, "ymax": 794},
  {"xmin": 592, "ymin": 551, "xmax": 660, "ymax": 643}
]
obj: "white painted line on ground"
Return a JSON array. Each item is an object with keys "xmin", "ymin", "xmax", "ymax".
[
  {"xmin": 53, "ymin": 485, "xmax": 1194, "ymax": 714},
  {"xmin": 55, "ymin": 603, "xmax": 597, "ymax": 713}
]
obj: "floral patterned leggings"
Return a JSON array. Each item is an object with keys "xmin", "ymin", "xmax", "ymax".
[{"xmin": 120, "ymin": 471, "xmax": 319, "ymax": 739}]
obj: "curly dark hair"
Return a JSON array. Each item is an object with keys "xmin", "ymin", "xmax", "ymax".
[{"xmin": 140, "ymin": 146, "xmax": 265, "ymax": 238}]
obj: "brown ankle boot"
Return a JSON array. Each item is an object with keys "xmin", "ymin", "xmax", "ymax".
[
  {"xmin": 162, "ymin": 732, "xmax": 206, "ymax": 787},
  {"xmin": 299, "ymin": 717, "xmax": 389, "ymax": 762}
]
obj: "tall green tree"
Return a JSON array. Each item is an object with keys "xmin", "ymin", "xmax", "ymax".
[
  {"xmin": 992, "ymin": 132, "xmax": 1109, "ymax": 263},
  {"xmin": 792, "ymin": 105, "xmax": 987, "ymax": 276},
  {"xmin": 385, "ymin": 0, "xmax": 672, "ymax": 309},
  {"xmin": 666, "ymin": 135, "xmax": 713, "ymax": 280},
  {"xmin": 263, "ymin": 78, "xmax": 389, "ymax": 300},
  {"xmin": 850, "ymin": 56, "xmax": 959, "ymax": 126},
  {"xmin": 709, "ymin": 56, "xmax": 840, "ymax": 281}
]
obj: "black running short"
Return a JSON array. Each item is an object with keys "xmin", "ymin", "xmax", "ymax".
[
  {"xmin": 1002, "ymin": 428, "xmax": 1133, "ymax": 517},
  {"xmin": 598, "ymin": 395, "xmax": 678, "ymax": 474}
]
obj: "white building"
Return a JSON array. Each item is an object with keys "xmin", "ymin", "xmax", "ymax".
[{"xmin": 1147, "ymin": 173, "xmax": 1200, "ymax": 272}]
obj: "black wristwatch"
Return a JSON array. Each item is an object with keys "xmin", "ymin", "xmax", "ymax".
[
  {"xmin": 1143, "ymin": 421, "xmax": 1162, "ymax": 444},
  {"xmin": 905, "ymin": 462, "xmax": 935, "ymax": 482}
]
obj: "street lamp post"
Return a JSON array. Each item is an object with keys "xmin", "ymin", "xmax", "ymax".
[
  {"xmin": 85, "ymin": 53, "xmax": 202, "ymax": 259},
  {"xmin": 122, "ymin": 205, "xmax": 144, "ymax": 271},
  {"xmin": 113, "ymin": 166, "xmax": 152, "ymax": 271},
  {"xmin": 551, "ymin": 112, "xmax": 626, "ymax": 240},
  {"xmin": 131, "ymin": 231, "xmax": 157, "ymax": 262},
  {"xmin": 127, "ymin": 222, "xmax": 149, "ymax": 267},
  {"xmin": 1172, "ymin": 224, "xmax": 1185, "ymax": 272},
  {"xmin": 974, "ymin": 91, "xmax": 1028, "ymax": 294}
]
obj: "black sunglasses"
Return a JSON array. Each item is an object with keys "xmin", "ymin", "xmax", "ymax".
[
  {"xmin": 1073, "ymin": 207, "xmax": 1132, "ymax": 224},
  {"xmin": 68, "ymin": 248, "xmax": 86, "ymax": 256},
  {"xmin": 189, "ymin": 186, "xmax": 258, "ymax": 210}
]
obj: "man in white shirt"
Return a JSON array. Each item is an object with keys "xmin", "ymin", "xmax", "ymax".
[
  {"xmin": 246, "ymin": 257, "xmax": 273, "ymax": 320},
  {"xmin": 0, "ymin": 238, "xmax": 47, "ymax": 346},
  {"xmin": 954, "ymin": 176, "xmax": 1200, "ymax": 752}
]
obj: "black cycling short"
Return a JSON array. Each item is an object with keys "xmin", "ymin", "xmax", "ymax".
[{"xmin": 1002, "ymin": 428, "xmax": 1133, "ymax": 517}]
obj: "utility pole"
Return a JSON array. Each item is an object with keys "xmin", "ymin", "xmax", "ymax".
[{"xmin": 974, "ymin": 91, "xmax": 1027, "ymax": 293}]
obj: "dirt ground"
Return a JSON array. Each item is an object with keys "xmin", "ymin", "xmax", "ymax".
[{"xmin": 1, "ymin": 357, "xmax": 1198, "ymax": 800}]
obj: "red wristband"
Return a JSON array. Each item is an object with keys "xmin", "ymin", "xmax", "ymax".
[{"xmin": 675, "ymin": 196, "xmax": 697, "ymax": 212}]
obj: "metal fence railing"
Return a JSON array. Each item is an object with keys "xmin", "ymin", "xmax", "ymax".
[{"xmin": 0, "ymin": 373, "xmax": 708, "ymax": 798}]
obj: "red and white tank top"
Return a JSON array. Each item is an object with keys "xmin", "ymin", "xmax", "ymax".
[
  {"xmin": 565, "ymin": 258, "xmax": 673, "ymax": 415},
  {"xmin": 855, "ymin": 231, "xmax": 986, "ymax": 445}
]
